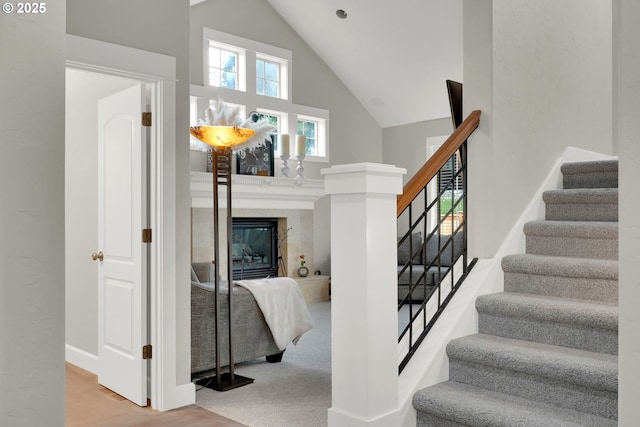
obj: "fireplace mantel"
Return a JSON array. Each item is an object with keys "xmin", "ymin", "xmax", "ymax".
[{"xmin": 190, "ymin": 171, "xmax": 325, "ymax": 210}]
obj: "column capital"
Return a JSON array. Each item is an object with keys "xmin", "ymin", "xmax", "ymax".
[{"xmin": 322, "ymin": 163, "xmax": 406, "ymax": 196}]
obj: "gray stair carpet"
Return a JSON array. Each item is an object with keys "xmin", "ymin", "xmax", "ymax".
[
  {"xmin": 524, "ymin": 220, "xmax": 618, "ymax": 260},
  {"xmin": 502, "ymin": 254, "xmax": 618, "ymax": 303},
  {"xmin": 414, "ymin": 160, "xmax": 619, "ymax": 426},
  {"xmin": 413, "ymin": 381, "xmax": 617, "ymax": 427},
  {"xmin": 543, "ymin": 188, "xmax": 618, "ymax": 222},
  {"xmin": 561, "ymin": 160, "xmax": 618, "ymax": 189},
  {"xmin": 476, "ymin": 292, "xmax": 618, "ymax": 355}
]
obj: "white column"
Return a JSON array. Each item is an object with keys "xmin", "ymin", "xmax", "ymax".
[
  {"xmin": 322, "ymin": 163, "xmax": 406, "ymax": 427},
  {"xmin": 616, "ymin": 0, "xmax": 640, "ymax": 423}
]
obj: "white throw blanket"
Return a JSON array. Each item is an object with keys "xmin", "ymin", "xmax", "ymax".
[{"xmin": 234, "ymin": 277, "xmax": 314, "ymax": 350}]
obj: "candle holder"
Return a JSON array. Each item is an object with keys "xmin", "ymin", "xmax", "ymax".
[
  {"xmin": 280, "ymin": 154, "xmax": 290, "ymax": 178},
  {"xmin": 295, "ymin": 155, "xmax": 305, "ymax": 179}
]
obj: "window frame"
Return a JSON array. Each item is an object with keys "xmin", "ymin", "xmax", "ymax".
[
  {"xmin": 199, "ymin": 28, "xmax": 329, "ymax": 162},
  {"xmin": 255, "ymin": 54, "xmax": 287, "ymax": 99},
  {"xmin": 294, "ymin": 108, "xmax": 328, "ymax": 160},
  {"xmin": 207, "ymin": 41, "xmax": 245, "ymax": 91}
]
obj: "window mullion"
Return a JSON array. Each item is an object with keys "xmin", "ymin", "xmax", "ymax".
[{"xmin": 245, "ymin": 50, "xmax": 256, "ymax": 95}]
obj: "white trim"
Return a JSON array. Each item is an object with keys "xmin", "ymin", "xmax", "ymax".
[
  {"xmin": 66, "ymin": 36, "xmax": 175, "ymax": 82},
  {"xmin": 256, "ymin": 53, "xmax": 288, "ymax": 100},
  {"xmin": 206, "ymin": 41, "xmax": 245, "ymax": 91},
  {"xmin": 65, "ymin": 344, "xmax": 99, "ymax": 375},
  {"xmin": 295, "ymin": 112, "xmax": 329, "ymax": 161},
  {"xmin": 203, "ymin": 27, "xmax": 292, "ymax": 87},
  {"xmin": 65, "ymin": 34, "xmax": 192, "ymax": 411},
  {"xmin": 191, "ymin": 171, "xmax": 325, "ymax": 210}
]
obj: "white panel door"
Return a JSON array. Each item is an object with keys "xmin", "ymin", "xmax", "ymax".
[{"xmin": 97, "ymin": 84, "xmax": 148, "ymax": 406}]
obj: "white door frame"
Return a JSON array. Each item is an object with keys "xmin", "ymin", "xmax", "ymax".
[{"xmin": 66, "ymin": 34, "xmax": 194, "ymax": 411}]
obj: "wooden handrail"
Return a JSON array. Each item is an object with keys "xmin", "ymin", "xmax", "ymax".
[{"xmin": 397, "ymin": 110, "xmax": 481, "ymax": 216}]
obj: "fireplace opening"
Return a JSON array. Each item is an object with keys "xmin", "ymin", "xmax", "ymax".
[{"xmin": 232, "ymin": 218, "xmax": 278, "ymax": 280}]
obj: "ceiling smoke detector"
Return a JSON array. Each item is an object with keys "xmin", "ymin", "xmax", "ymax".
[{"xmin": 336, "ymin": 9, "xmax": 348, "ymax": 19}]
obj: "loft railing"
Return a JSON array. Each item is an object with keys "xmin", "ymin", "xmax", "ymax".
[{"xmin": 397, "ymin": 110, "xmax": 481, "ymax": 373}]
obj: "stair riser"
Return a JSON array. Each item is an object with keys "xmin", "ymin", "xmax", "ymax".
[
  {"xmin": 478, "ymin": 313, "xmax": 617, "ymax": 355},
  {"xmin": 545, "ymin": 203, "xmax": 618, "ymax": 222},
  {"xmin": 563, "ymin": 172, "xmax": 618, "ymax": 189},
  {"xmin": 449, "ymin": 360, "xmax": 618, "ymax": 420},
  {"xmin": 504, "ymin": 272, "xmax": 618, "ymax": 303},
  {"xmin": 526, "ymin": 236, "xmax": 617, "ymax": 260}
]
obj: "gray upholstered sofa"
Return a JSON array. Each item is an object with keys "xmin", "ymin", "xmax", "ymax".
[
  {"xmin": 191, "ymin": 262, "xmax": 283, "ymax": 377},
  {"xmin": 397, "ymin": 231, "xmax": 465, "ymax": 301}
]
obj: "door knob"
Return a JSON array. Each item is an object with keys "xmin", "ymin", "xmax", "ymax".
[{"xmin": 91, "ymin": 251, "xmax": 104, "ymax": 261}]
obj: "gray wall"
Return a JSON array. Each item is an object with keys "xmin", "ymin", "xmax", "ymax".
[
  {"xmin": 0, "ymin": 3, "xmax": 66, "ymax": 426},
  {"xmin": 190, "ymin": 0, "xmax": 383, "ymax": 276},
  {"xmin": 67, "ymin": 0, "xmax": 192, "ymax": 383},
  {"xmin": 465, "ymin": 0, "xmax": 613, "ymax": 258},
  {"xmin": 382, "ymin": 117, "xmax": 454, "ymax": 184}
]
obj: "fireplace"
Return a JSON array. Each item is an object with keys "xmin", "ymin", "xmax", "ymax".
[{"xmin": 232, "ymin": 218, "xmax": 278, "ymax": 280}]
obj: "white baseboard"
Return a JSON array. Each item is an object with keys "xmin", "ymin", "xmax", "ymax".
[
  {"xmin": 154, "ymin": 382, "xmax": 195, "ymax": 411},
  {"xmin": 65, "ymin": 343, "xmax": 195, "ymax": 411},
  {"xmin": 328, "ymin": 407, "xmax": 400, "ymax": 427},
  {"xmin": 171, "ymin": 382, "xmax": 196, "ymax": 408},
  {"xmin": 65, "ymin": 344, "xmax": 98, "ymax": 374}
]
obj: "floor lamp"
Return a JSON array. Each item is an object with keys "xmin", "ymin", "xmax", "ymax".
[{"xmin": 190, "ymin": 125, "xmax": 256, "ymax": 391}]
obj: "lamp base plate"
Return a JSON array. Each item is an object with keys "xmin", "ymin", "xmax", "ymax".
[{"xmin": 195, "ymin": 373, "xmax": 254, "ymax": 392}]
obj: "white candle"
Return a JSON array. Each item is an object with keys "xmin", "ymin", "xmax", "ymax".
[
  {"xmin": 280, "ymin": 134, "xmax": 290, "ymax": 156},
  {"xmin": 295, "ymin": 135, "xmax": 306, "ymax": 156}
]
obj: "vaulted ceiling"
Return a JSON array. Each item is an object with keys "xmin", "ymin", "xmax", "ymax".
[{"xmin": 192, "ymin": 0, "xmax": 463, "ymax": 129}]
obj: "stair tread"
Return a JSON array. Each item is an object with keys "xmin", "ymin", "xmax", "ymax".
[
  {"xmin": 447, "ymin": 334, "xmax": 618, "ymax": 391},
  {"xmin": 413, "ymin": 380, "xmax": 617, "ymax": 427},
  {"xmin": 501, "ymin": 253, "xmax": 618, "ymax": 279},
  {"xmin": 476, "ymin": 292, "xmax": 618, "ymax": 330},
  {"xmin": 524, "ymin": 220, "xmax": 618, "ymax": 238}
]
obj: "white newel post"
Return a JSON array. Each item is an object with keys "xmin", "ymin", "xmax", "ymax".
[{"xmin": 322, "ymin": 163, "xmax": 406, "ymax": 426}]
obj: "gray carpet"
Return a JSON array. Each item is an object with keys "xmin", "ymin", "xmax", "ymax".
[
  {"xmin": 196, "ymin": 301, "xmax": 331, "ymax": 427},
  {"xmin": 414, "ymin": 160, "xmax": 619, "ymax": 426}
]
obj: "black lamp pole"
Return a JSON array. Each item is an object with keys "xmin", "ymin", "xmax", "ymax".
[{"xmin": 196, "ymin": 147, "xmax": 253, "ymax": 391}]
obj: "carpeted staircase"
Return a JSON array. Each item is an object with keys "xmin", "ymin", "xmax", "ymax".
[{"xmin": 413, "ymin": 160, "xmax": 619, "ymax": 426}]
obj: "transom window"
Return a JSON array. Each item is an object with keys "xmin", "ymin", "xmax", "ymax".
[
  {"xmin": 208, "ymin": 43, "xmax": 241, "ymax": 90},
  {"xmin": 256, "ymin": 58, "xmax": 280, "ymax": 98},
  {"xmin": 297, "ymin": 119, "xmax": 317, "ymax": 156}
]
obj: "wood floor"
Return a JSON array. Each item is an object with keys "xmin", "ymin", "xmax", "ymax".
[{"xmin": 66, "ymin": 363, "xmax": 246, "ymax": 427}]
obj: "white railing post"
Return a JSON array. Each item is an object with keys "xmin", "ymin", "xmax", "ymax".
[{"xmin": 322, "ymin": 163, "xmax": 406, "ymax": 426}]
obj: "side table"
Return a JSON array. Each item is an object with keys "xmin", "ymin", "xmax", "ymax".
[{"xmin": 294, "ymin": 275, "xmax": 330, "ymax": 303}]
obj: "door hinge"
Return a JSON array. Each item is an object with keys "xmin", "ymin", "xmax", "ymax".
[
  {"xmin": 142, "ymin": 228, "xmax": 152, "ymax": 243},
  {"xmin": 142, "ymin": 112, "xmax": 152, "ymax": 127},
  {"xmin": 142, "ymin": 344, "xmax": 152, "ymax": 360}
]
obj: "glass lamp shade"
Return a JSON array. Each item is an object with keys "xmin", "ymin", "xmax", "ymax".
[{"xmin": 190, "ymin": 125, "xmax": 256, "ymax": 148}]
